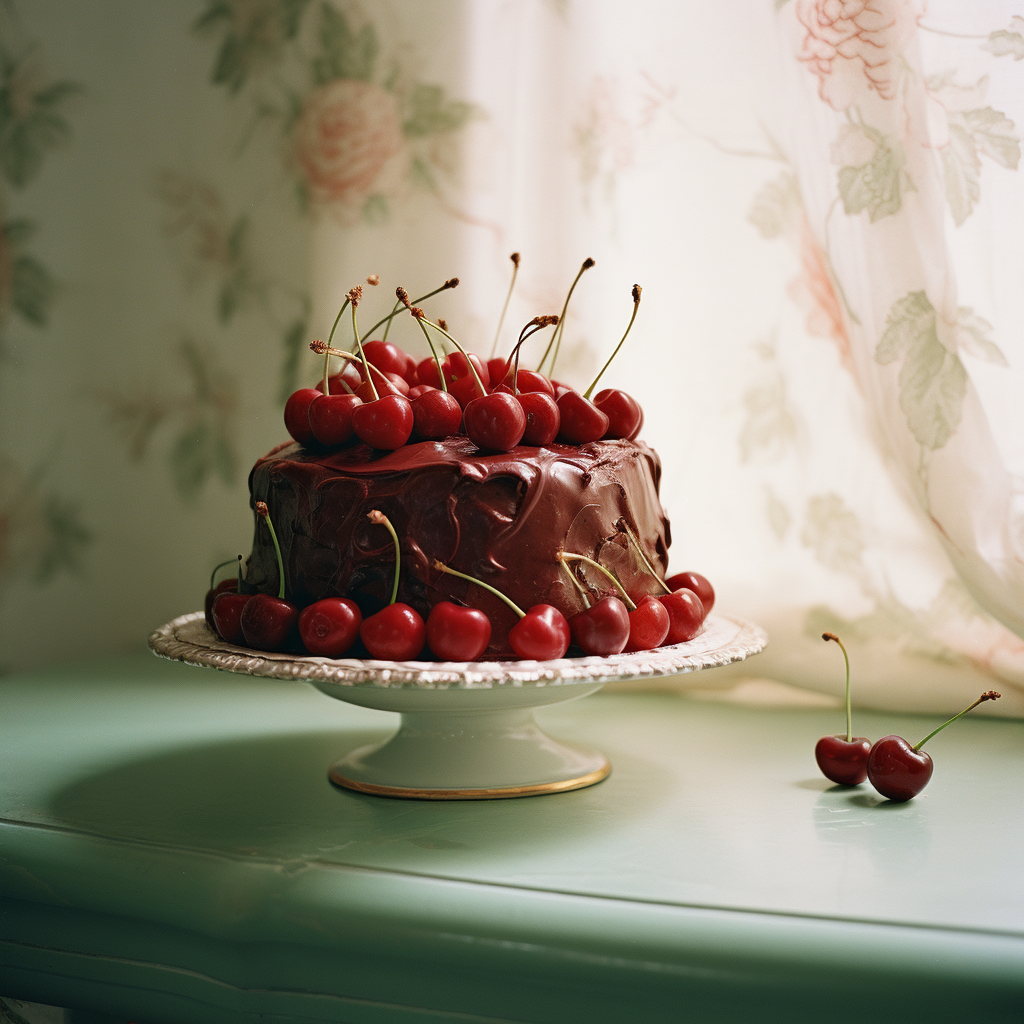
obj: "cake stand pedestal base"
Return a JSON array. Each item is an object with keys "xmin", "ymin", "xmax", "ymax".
[{"xmin": 328, "ymin": 706, "xmax": 610, "ymax": 799}]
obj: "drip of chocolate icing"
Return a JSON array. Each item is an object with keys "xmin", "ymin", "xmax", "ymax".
[{"xmin": 245, "ymin": 435, "xmax": 671, "ymax": 659}]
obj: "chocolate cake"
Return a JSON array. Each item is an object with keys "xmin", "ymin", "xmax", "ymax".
[{"xmin": 244, "ymin": 435, "xmax": 671, "ymax": 659}]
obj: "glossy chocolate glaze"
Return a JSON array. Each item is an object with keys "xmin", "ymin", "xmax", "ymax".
[{"xmin": 245, "ymin": 435, "xmax": 671, "ymax": 659}]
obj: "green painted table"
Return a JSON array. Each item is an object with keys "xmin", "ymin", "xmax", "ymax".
[{"xmin": 1, "ymin": 654, "xmax": 1022, "ymax": 1023}]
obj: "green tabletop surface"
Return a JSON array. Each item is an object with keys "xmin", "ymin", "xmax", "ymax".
[{"xmin": 1, "ymin": 653, "xmax": 1022, "ymax": 1023}]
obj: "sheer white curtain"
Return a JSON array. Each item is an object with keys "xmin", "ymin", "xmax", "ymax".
[{"xmin": 310, "ymin": 0, "xmax": 1024, "ymax": 715}]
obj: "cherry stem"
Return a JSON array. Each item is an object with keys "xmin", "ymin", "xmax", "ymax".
[
  {"xmin": 414, "ymin": 317, "xmax": 449, "ymax": 392},
  {"xmin": 255, "ymin": 501, "xmax": 285, "ymax": 601},
  {"xmin": 321, "ymin": 297, "xmax": 351, "ymax": 395},
  {"xmin": 558, "ymin": 552, "xmax": 636, "ymax": 611},
  {"xmin": 489, "ymin": 252, "xmax": 520, "ymax": 358},
  {"xmin": 237, "ymin": 554, "xmax": 244, "ymax": 590},
  {"xmin": 537, "ymin": 258, "xmax": 595, "ymax": 377},
  {"xmin": 358, "ymin": 279, "xmax": 459, "ymax": 346},
  {"xmin": 620, "ymin": 522, "xmax": 671, "ymax": 594},
  {"xmin": 209, "ymin": 558, "xmax": 236, "ymax": 591},
  {"xmin": 416, "ymin": 316, "xmax": 486, "ymax": 398},
  {"xmin": 310, "ymin": 342, "xmax": 400, "ymax": 396},
  {"xmin": 822, "ymin": 632, "xmax": 852, "ymax": 742},
  {"xmin": 433, "ymin": 559, "xmax": 526, "ymax": 619},
  {"xmin": 381, "ymin": 299, "xmax": 400, "ymax": 344},
  {"xmin": 584, "ymin": 285, "xmax": 641, "ymax": 400},
  {"xmin": 560, "ymin": 559, "xmax": 592, "ymax": 609},
  {"xmin": 351, "ymin": 303, "xmax": 378, "ymax": 401},
  {"xmin": 914, "ymin": 691, "xmax": 1001, "ymax": 751},
  {"xmin": 368, "ymin": 510, "xmax": 401, "ymax": 606},
  {"xmin": 501, "ymin": 318, "xmax": 558, "ymax": 394}
]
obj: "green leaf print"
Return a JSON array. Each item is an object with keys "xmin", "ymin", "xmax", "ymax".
[
  {"xmin": 0, "ymin": 48, "xmax": 80, "ymax": 188},
  {"xmin": 837, "ymin": 129, "xmax": 906, "ymax": 222},
  {"xmin": 961, "ymin": 107, "xmax": 1020, "ymax": 169},
  {"xmin": 403, "ymin": 84, "xmax": 475, "ymax": 137},
  {"xmin": 11, "ymin": 252, "xmax": 54, "ymax": 325},
  {"xmin": 313, "ymin": 2, "xmax": 378, "ymax": 85},
  {"xmin": 34, "ymin": 493, "xmax": 92, "ymax": 583},
  {"xmin": 983, "ymin": 18, "xmax": 1024, "ymax": 60},
  {"xmin": 195, "ymin": 0, "xmax": 310, "ymax": 93},
  {"xmin": 942, "ymin": 106, "xmax": 1019, "ymax": 225},
  {"xmin": 876, "ymin": 292, "xmax": 967, "ymax": 452},
  {"xmin": 747, "ymin": 171, "xmax": 800, "ymax": 240},
  {"xmin": 801, "ymin": 494, "xmax": 865, "ymax": 575}
]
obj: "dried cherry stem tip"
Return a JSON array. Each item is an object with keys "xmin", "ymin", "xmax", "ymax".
[
  {"xmin": 433, "ymin": 559, "xmax": 526, "ymax": 619},
  {"xmin": 822, "ymin": 631, "xmax": 853, "ymax": 743},
  {"xmin": 368, "ymin": 510, "xmax": 401, "ymax": 606},
  {"xmin": 914, "ymin": 690, "xmax": 1001, "ymax": 751},
  {"xmin": 255, "ymin": 501, "xmax": 286, "ymax": 601},
  {"xmin": 558, "ymin": 552, "xmax": 636, "ymax": 611}
]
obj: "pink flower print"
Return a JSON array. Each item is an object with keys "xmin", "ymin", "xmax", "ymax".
[
  {"xmin": 796, "ymin": 0, "xmax": 925, "ymax": 110},
  {"xmin": 293, "ymin": 80, "xmax": 405, "ymax": 208},
  {"xmin": 789, "ymin": 218, "xmax": 853, "ymax": 371}
]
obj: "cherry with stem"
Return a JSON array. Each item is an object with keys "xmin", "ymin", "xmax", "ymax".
[
  {"xmin": 239, "ymin": 502, "xmax": 299, "ymax": 651},
  {"xmin": 205, "ymin": 557, "xmax": 238, "ymax": 626},
  {"xmin": 433, "ymin": 560, "xmax": 570, "ymax": 660},
  {"xmin": 560, "ymin": 559, "xmax": 630, "ymax": 656},
  {"xmin": 815, "ymin": 632, "xmax": 871, "ymax": 786},
  {"xmin": 536, "ymin": 257, "xmax": 595, "ymax": 377},
  {"xmin": 359, "ymin": 510, "xmax": 425, "ymax": 660},
  {"xmin": 867, "ymin": 690, "xmax": 1001, "ymax": 802}
]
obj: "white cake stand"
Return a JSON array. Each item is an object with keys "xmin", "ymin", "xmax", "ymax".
[{"xmin": 150, "ymin": 612, "xmax": 766, "ymax": 800}]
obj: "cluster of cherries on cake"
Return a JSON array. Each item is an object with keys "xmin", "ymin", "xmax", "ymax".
[
  {"xmin": 205, "ymin": 257, "xmax": 715, "ymax": 664},
  {"xmin": 282, "ymin": 261, "xmax": 644, "ymax": 455},
  {"xmin": 815, "ymin": 631, "xmax": 1000, "ymax": 802}
]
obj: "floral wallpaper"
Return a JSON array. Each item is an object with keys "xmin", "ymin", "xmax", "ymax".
[{"xmin": 0, "ymin": 5, "xmax": 90, "ymax": 616}]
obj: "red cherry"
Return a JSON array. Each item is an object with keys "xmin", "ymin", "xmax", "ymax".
[
  {"xmin": 212, "ymin": 591, "xmax": 251, "ymax": 644},
  {"xmin": 240, "ymin": 593, "xmax": 299, "ymax": 651},
  {"xmin": 408, "ymin": 384, "xmax": 437, "ymax": 400},
  {"xmin": 299, "ymin": 597, "xmax": 362, "ymax": 657},
  {"xmin": 414, "ymin": 356, "xmax": 446, "ymax": 390},
  {"xmin": 552, "ymin": 380, "xmax": 572, "ymax": 399},
  {"xmin": 660, "ymin": 589, "xmax": 704, "ymax": 645},
  {"xmin": 556, "ymin": 391, "xmax": 609, "ymax": 445},
  {"xmin": 486, "ymin": 357, "xmax": 509, "ymax": 386},
  {"xmin": 308, "ymin": 393, "xmax": 362, "ymax": 446},
  {"xmin": 569, "ymin": 596, "xmax": 630, "ymax": 656},
  {"xmin": 284, "ymin": 388, "xmax": 321, "ymax": 446},
  {"xmin": 625, "ymin": 595, "xmax": 670, "ymax": 652},
  {"xmin": 508, "ymin": 604, "xmax": 571, "ymax": 660},
  {"xmin": 665, "ymin": 571, "xmax": 715, "ymax": 616},
  {"xmin": 594, "ymin": 388, "xmax": 643, "ymax": 440},
  {"xmin": 363, "ymin": 339, "xmax": 408, "ymax": 378},
  {"xmin": 464, "ymin": 391, "xmax": 526, "ymax": 451},
  {"xmin": 399, "ymin": 350, "xmax": 418, "ymax": 384},
  {"xmin": 426, "ymin": 602, "xmax": 492, "ymax": 661},
  {"xmin": 518, "ymin": 391, "xmax": 560, "ymax": 446},
  {"xmin": 354, "ymin": 376, "xmax": 402, "ymax": 404},
  {"xmin": 865, "ymin": 690, "xmax": 1000, "ymax": 800},
  {"xmin": 866, "ymin": 736, "xmax": 932, "ymax": 801},
  {"xmin": 383, "ymin": 371, "xmax": 410, "ymax": 396},
  {"xmin": 815, "ymin": 735, "xmax": 872, "ymax": 786},
  {"xmin": 449, "ymin": 372, "xmax": 488, "ymax": 409},
  {"xmin": 500, "ymin": 368, "xmax": 554, "ymax": 396},
  {"xmin": 412, "ymin": 389, "xmax": 463, "ymax": 439},
  {"xmin": 352, "ymin": 394, "xmax": 414, "ymax": 449},
  {"xmin": 448, "ymin": 351, "xmax": 490, "ymax": 388},
  {"xmin": 205, "ymin": 577, "xmax": 237, "ymax": 628},
  {"xmin": 360, "ymin": 603, "xmax": 426, "ymax": 660}
]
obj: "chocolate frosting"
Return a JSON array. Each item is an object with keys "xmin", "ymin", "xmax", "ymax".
[{"xmin": 245, "ymin": 435, "xmax": 671, "ymax": 659}]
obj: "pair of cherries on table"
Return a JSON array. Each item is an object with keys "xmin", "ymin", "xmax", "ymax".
[
  {"xmin": 284, "ymin": 336, "xmax": 643, "ymax": 454},
  {"xmin": 815, "ymin": 632, "xmax": 1001, "ymax": 801}
]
